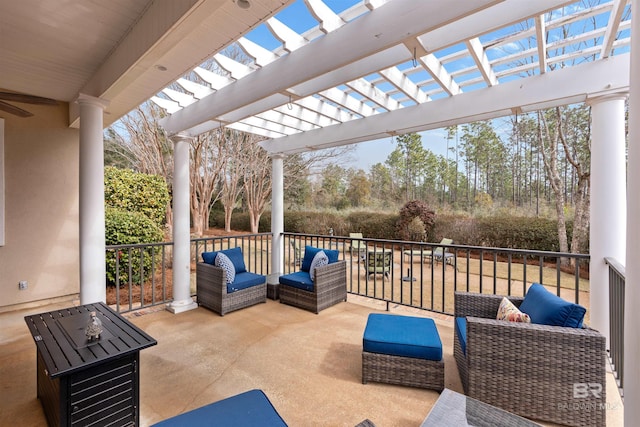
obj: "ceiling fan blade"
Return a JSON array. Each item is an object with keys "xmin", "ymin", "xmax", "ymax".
[
  {"xmin": 0, "ymin": 100, "xmax": 34, "ymax": 117},
  {"xmin": 0, "ymin": 91, "xmax": 58, "ymax": 106}
]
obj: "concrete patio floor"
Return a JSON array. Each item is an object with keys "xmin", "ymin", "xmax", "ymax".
[{"xmin": 1, "ymin": 295, "xmax": 623, "ymax": 426}]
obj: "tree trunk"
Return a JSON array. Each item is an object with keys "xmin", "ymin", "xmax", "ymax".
[
  {"xmin": 538, "ymin": 109, "xmax": 570, "ymax": 262},
  {"xmin": 224, "ymin": 206, "xmax": 233, "ymax": 232},
  {"xmin": 249, "ymin": 208, "xmax": 261, "ymax": 234},
  {"xmin": 571, "ymin": 176, "xmax": 590, "ymax": 255}
]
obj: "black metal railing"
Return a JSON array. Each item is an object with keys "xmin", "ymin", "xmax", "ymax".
[
  {"xmin": 107, "ymin": 232, "xmax": 590, "ymax": 318},
  {"xmin": 106, "ymin": 233, "xmax": 271, "ymax": 313},
  {"xmin": 284, "ymin": 233, "xmax": 590, "ymax": 315},
  {"xmin": 606, "ymin": 257, "xmax": 625, "ymax": 395}
]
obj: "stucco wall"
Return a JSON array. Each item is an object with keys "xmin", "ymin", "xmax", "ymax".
[{"xmin": 0, "ymin": 102, "xmax": 80, "ymax": 311}]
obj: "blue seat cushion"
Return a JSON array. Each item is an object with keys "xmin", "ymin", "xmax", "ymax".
[
  {"xmin": 301, "ymin": 246, "xmax": 339, "ymax": 272},
  {"xmin": 279, "ymin": 271, "xmax": 313, "ymax": 292},
  {"xmin": 201, "ymin": 247, "xmax": 247, "ymax": 273},
  {"xmin": 228, "ymin": 272, "xmax": 266, "ymax": 294},
  {"xmin": 455, "ymin": 317, "xmax": 467, "ymax": 355},
  {"xmin": 363, "ymin": 313, "xmax": 442, "ymax": 361},
  {"xmin": 519, "ymin": 283, "xmax": 586, "ymax": 328},
  {"xmin": 151, "ymin": 389, "xmax": 288, "ymax": 427}
]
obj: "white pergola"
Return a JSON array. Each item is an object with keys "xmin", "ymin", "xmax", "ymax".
[
  {"xmin": 150, "ymin": 0, "xmax": 638, "ymax": 421},
  {"xmin": 153, "ymin": 0, "xmax": 630, "ymax": 325},
  {"xmin": 1, "ymin": 0, "xmax": 638, "ymax": 423}
]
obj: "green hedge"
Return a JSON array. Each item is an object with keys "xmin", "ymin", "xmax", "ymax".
[
  {"xmin": 105, "ymin": 207, "xmax": 164, "ymax": 286},
  {"xmin": 104, "ymin": 167, "xmax": 170, "ymax": 227},
  {"xmin": 208, "ymin": 210, "xmax": 578, "ymax": 252}
]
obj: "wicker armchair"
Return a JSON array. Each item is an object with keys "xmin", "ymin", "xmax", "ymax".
[
  {"xmin": 279, "ymin": 261, "xmax": 347, "ymax": 314},
  {"xmin": 196, "ymin": 262, "xmax": 266, "ymax": 316},
  {"xmin": 453, "ymin": 291, "xmax": 606, "ymax": 427}
]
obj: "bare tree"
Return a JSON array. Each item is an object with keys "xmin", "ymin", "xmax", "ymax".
[
  {"xmin": 219, "ymin": 130, "xmax": 245, "ymax": 231},
  {"xmin": 537, "ymin": 108, "xmax": 570, "ymax": 259},
  {"xmin": 189, "ymin": 130, "xmax": 226, "ymax": 236}
]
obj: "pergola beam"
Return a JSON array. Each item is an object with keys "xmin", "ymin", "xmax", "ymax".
[
  {"xmin": 261, "ymin": 53, "xmax": 629, "ymax": 154},
  {"xmin": 161, "ymin": 0, "xmax": 501, "ymax": 135}
]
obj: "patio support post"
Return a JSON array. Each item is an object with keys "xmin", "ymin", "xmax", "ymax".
[
  {"xmin": 625, "ymin": 4, "xmax": 640, "ymax": 424},
  {"xmin": 268, "ymin": 154, "xmax": 284, "ymax": 299},
  {"xmin": 167, "ymin": 133, "xmax": 197, "ymax": 314},
  {"xmin": 77, "ymin": 94, "xmax": 109, "ymax": 304},
  {"xmin": 588, "ymin": 93, "xmax": 627, "ymax": 346}
]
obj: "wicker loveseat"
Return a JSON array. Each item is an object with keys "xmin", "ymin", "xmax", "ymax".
[
  {"xmin": 453, "ymin": 289, "xmax": 607, "ymax": 427},
  {"xmin": 279, "ymin": 245, "xmax": 347, "ymax": 314},
  {"xmin": 197, "ymin": 247, "xmax": 266, "ymax": 316}
]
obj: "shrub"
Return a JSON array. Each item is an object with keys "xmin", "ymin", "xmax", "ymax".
[
  {"xmin": 209, "ymin": 209, "xmax": 575, "ymax": 252},
  {"xmin": 105, "ymin": 207, "xmax": 164, "ymax": 286},
  {"xmin": 396, "ymin": 200, "xmax": 436, "ymax": 241},
  {"xmin": 104, "ymin": 167, "xmax": 170, "ymax": 227}
]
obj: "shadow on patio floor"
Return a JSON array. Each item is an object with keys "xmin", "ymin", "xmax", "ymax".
[{"xmin": 0, "ymin": 295, "xmax": 623, "ymax": 426}]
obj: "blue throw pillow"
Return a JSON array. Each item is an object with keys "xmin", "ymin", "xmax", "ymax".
[
  {"xmin": 215, "ymin": 252, "xmax": 235, "ymax": 284},
  {"xmin": 202, "ymin": 251, "xmax": 217, "ymax": 265},
  {"xmin": 519, "ymin": 283, "xmax": 586, "ymax": 328},
  {"xmin": 301, "ymin": 246, "xmax": 339, "ymax": 271},
  {"xmin": 219, "ymin": 247, "xmax": 246, "ymax": 274}
]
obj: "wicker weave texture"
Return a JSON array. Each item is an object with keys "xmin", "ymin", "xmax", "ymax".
[
  {"xmin": 362, "ymin": 351, "xmax": 444, "ymax": 391},
  {"xmin": 196, "ymin": 263, "xmax": 266, "ymax": 316},
  {"xmin": 453, "ymin": 291, "xmax": 606, "ymax": 427},
  {"xmin": 279, "ymin": 261, "xmax": 347, "ymax": 314}
]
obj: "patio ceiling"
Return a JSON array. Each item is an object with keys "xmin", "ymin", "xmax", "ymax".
[
  {"xmin": 155, "ymin": 0, "xmax": 632, "ymax": 155},
  {"xmin": 0, "ymin": 0, "xmax": 293, "ymax": 126}
]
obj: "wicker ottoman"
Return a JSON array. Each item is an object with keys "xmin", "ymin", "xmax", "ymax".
[{"xmin": 362, "ymin": 313, "xmax": 444, "ymax": 391}]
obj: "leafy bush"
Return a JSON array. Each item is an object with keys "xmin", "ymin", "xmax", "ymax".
[
  {"xmin": 104, "ymin": 167, "xmax": 170, "ymax": 227},
  {"xmin": 209, "ymin": 209, "xmax": 576, "ymax": 252},
  {"xmin": 346, "ymin": 212, "xmax": 398, "ymax": 240},
  {"xmin": 105, "ymin": 207, "xmax": 164, "ymax": 286},
  {"xmin": 396, "ymin": 200, "xmax": 436, "ymax": 241}
]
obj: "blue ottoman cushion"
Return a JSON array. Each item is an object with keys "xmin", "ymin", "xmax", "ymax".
[
  {"xmin": 363, "ymin": 313, "xmax": 442, "ymax": 361},
  {"xmin": 151, "ymin": 389, "xmax": 287, "ymax": 427}
]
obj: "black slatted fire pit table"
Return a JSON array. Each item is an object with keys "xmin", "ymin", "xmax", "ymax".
[{"xmin": 24, "ymin": 302, "xmax": 157, "ymax": 427}]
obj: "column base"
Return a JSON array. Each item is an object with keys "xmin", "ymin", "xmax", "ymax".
[
  {"xmin": 166, "ymin": 299, "xmax": 198, "ymax": 314},
  {"xmin": 267, "ymin": 274, "xmax": 280, "ymax": 300}
]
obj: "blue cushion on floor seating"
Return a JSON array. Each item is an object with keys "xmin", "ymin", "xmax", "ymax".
[
  {"xmin": 279, "ymin": 271, "xmax": 314, "ymax": 292},
  {"xmin": 519, "ymin": 283, "xmax": 586, "ymax": 328},
  {"xmin": 301, "ymin": 246, "xmax": 339, "ymax": 272},
  {"xmin": 228, "ymin": 272, "xmax": 266, "ymax": 293},
  {"xmin": 455, "ymin": 317, "xmax": 467, "ymax": 355},
  {"xmin": 201, "ymin": 247, "xmax": 247, "ymax": 273},
  {"xmin": 363, "ymin": 313, "xmax": 442, "ymax": 361},
  {"xmin": 151, "ymin": 389, "xmax": 288, "ymax": 427}
]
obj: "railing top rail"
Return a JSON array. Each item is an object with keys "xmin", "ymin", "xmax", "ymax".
[
  {"xmin": 191, "ymin": 232, "xmax": 272, "ymax": 243},
  {"xmin": 283, "ymin": 232, "xmax": 590, "ymax": 260},
  {"xmin": 605, "ymin": 257, "xmax": 626, "ymax": 277},
  {"xmin": 106, "ymin": 241, "xmax": 173, "ymax": 250}
]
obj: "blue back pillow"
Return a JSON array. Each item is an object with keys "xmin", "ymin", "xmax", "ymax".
[
  {"xmin": 201, "ymin": 247, "xmax": 247, "ymax": 273},
  {"xmin": 301, "ymin": 245, "xmax": 339, "ymax": 272},
  {"xmin": 519, "ymin": 283, "xmax": 586, "ymax": 328}
]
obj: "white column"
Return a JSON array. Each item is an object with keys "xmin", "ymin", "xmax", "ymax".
[
  {"xmin": 625, "ymin": 4, "xmax": 640, "ymax": 424},
  {"xmin": 167, "ymin": 134, "xmax": 197, "ymax": 313},
  {"xmin": 268, "ymin": 154, "xmax": 284, "ymax": 299},
  {"xmin": 588, "ymin": 94, "xmax": 627, "ymax": 344},
  {"xmin": 77, "ymin": 94, "xmax": 109, "ymax": 304}
]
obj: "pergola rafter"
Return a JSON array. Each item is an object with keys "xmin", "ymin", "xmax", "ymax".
[{"xmin": 152, "ymin": 0, "xmax": 631, "ymax": 155}]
